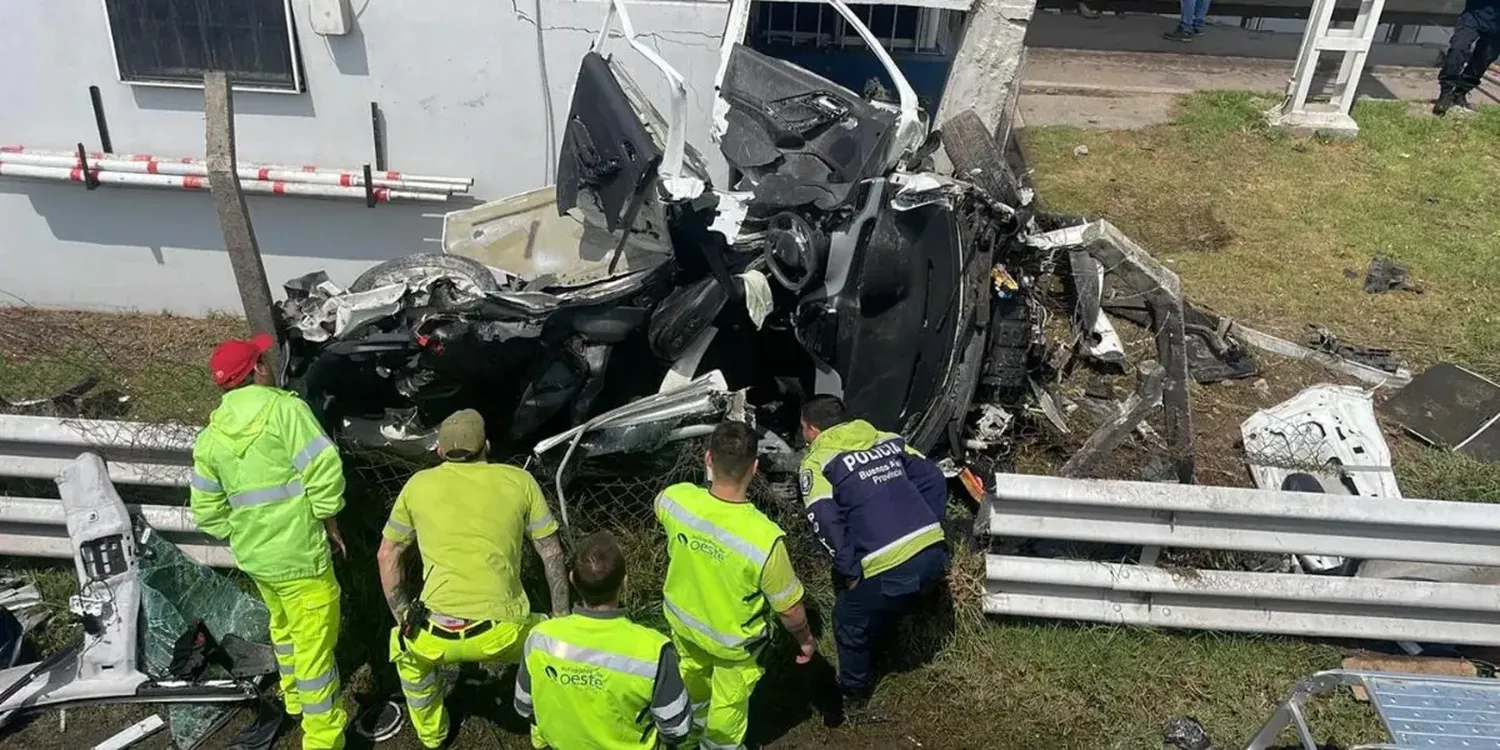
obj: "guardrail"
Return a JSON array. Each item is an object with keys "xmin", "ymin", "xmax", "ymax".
[
  {"xmin": 982, "ymin": 473, "xmax": 1500, "ymax": 646},
  {"xmin": 0, "ymin": 415, "xmax": 231, "ymax": 568},
  {"xmin": 0, "ymin": 414, "xmax": 195, "ymax": 487}
]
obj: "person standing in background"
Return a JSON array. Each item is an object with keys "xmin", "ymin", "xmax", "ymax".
[
  {"xmin": 1164, "ymin": 0, "xmax": 1212, "ymax": 42},
  {"xmin": 1434, "ymin": 0, "xmax": 1500, "ymax": 115}
]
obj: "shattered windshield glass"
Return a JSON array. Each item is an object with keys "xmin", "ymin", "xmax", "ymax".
[{"xmin": 137, "ymin": 525, "xmax": 270, "ymax": 749}]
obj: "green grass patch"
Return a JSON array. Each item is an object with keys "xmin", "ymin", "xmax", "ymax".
[
  {"xmin": 1022, "ymin": 92, "xmax": 1500, "ymax": 379},
  {"xmin": 0, "ymin": 308, "xmax": 241, "ymax": 424}
]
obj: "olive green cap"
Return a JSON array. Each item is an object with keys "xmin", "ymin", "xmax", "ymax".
[{"xmin": 437, "ymin": 409, "xmax": 486, "ymax": 460}]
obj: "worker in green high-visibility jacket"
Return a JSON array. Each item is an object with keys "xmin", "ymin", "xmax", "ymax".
[
  {"xmin": 188, "ymin": 332, "xmax": 350, "ymax": 750},
  {"xmin": 516, "ymin": 531, "xmax": 693, "ymax": 749},
  {"xmin": 656, "ymin": 420, "xmax": 818, "ymax": 749}
]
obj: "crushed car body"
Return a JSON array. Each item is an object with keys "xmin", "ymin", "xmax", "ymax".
[{"xmin": 277, "ymin": 0, "xmax": 1039, "ymax": 483}]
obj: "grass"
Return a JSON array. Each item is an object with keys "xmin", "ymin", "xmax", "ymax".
[
  {"xmin": 2, "ymin": 94, "xmax": 1499, "ymax": 749},
  {"xmin": 1023, "ymin": 92, "xmax": 1500, "ymax": 378},
  {"xmin": 0, "ymin": 307, "xmax": 244, "ymax": 424}
]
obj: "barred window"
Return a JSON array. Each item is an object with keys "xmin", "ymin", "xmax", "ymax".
[
  {"xmin": 752, "ymin": 2, "xmax": 963, "ymax": 55},
  {"xmin": 103, "ymin": 0, "xmax": 302, "ymax": 92}
]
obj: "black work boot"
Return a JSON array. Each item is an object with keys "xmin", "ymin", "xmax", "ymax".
[
  {"xmin": 1453, "ymin": 91, "xmax": 1476, "ymax": 113},
  {"xmin": 1163, "ymin": 27, "xmax": 1195, "ymax": 43},
  {"xmin": 839, "ymin": 688, "xmax": 886, "ymax": 726},
  {"xmin": 1434, "ymin": 89, "xmax": 1458, "ymax": 116}
]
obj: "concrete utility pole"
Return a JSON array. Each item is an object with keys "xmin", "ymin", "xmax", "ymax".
[
  {"xmin": 203, "ymin": 72, "xmax": 282, "ymax": 372},
  {"xmin": 935, "ymin": 0, "xmax": 1038, "ymax": 146}
]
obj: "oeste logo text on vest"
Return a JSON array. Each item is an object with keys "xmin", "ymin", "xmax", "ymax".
[
  {"xmin": 676, "ymin": 532, "xmax": 727, "ymax": 562},
  {"xmin": 544, "ymin": 664, "xmax": 606, "ymax": 690}
]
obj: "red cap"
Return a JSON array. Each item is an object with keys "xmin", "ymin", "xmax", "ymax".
[{"xmin": 209, "ymin": 332, "xmax": 274, "ymax": 389}]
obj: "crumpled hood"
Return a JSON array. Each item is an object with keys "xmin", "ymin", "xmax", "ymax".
[
  {"xmin": 205, "ymin": 385, "xmax": 279, "ymax": 458},
  {"xmin": 811, "ymin": 419, "xmax": 881, "ymax": 452}
]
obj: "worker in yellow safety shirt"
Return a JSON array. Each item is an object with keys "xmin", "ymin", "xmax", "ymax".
[
  {"xmin": 377, "ymin": 408, "xmax": 571, "ymax": 749},
  {"xmin": 188, "ymin": 332, "xmax": 350, "ymax": 750},
  {"xmin": 656, "ymin": 420, "xmax": 818, "ymax": 750},
  {"xmin": 516, "ymin": 531, "xmax": 694, "ymax": 749}
]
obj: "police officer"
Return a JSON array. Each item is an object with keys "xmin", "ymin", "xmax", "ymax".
[
  {"xmin": 189, "ymin": 332, "xmax": 349, "ymax": 749},
  {"xmin": 516, "ymin": 531, "xmax": 694, "ymax": 749},
  {"xmin": 797, "ymin": 395, "xmax": 949, "ymax": 713},
  {"xmin": 377, "ymin": 409, "xmax": 571, "ymax": 749},
  {"xmin": 1435, "ymin": 0, "xmax": 1500, "ymax": 115},
  {"xmin": 656, "ymin": 420, "xmax": 817, "ymax": 750}
]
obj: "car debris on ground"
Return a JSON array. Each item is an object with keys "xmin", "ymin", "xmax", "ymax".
[
  {"xmin": 91, "ymin": 714, "xmax": 165, "ymax": 750},
  {"xmin": 1362, "ymin": 255, "xmax": 1421, "ymax": 294},
  {"xmin": 1381, "ymin": 362, "xmax": 1500, "ymax": 464},
  {"xmin": 1304, "ymin": 324, "xmax": 1403, "ymax": 375}
]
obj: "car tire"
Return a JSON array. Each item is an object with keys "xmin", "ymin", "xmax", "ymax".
[{"xmin": 347, "ymin": 253, "xmax": 502, "ymax": 293}]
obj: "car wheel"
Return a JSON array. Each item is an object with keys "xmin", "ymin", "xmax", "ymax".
[{"xmin": 347, "ymin": 253, "xmax": 503, "ymax": 293}]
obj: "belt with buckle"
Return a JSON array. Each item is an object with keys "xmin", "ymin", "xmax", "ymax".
[{"xmin": 425, "ymin": 619, "xmax": 494, "ymax": 640}]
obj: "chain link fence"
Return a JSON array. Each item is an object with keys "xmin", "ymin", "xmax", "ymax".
[{"xmin": 0, "ymin": 305, "xmax": 984, "ymax": 679}]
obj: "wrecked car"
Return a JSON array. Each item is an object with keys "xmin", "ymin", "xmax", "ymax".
[{"xmin": 277, "ymin": 0, "xmax": 1040, "ymax": 489}]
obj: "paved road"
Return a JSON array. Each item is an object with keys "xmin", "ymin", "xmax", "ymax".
[{"xmin": 1019, "ymin": 48, "xmax": 1500, "ymax": 129}]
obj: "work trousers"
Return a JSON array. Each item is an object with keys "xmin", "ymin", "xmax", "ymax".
[
  {"xmin": 1440, "ymin": 9, "xmax": 1500, "ymax": 95},
  {"xmin": 1179, "ymin": 0, "xmax": 1211, "ymax": 33},
  {"xmin": 255, "ymin": 567, "xmax": 347, "ymax": 750},
  {"xmin": 671, "ymin": 634, "xmax": 764, "ymax": 750},
  {"xmin": 832, "ymin": 544, "xmax": 948, "ymax": 695},
  {"xmin": 390, "ymin": 614, "xmax": 543, "ymax": 748}
]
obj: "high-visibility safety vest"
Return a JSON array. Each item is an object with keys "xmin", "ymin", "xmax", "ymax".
[
  {"xmin": 656, "ymin": 483, "xmax": 785, "ymax": 661},
  {"xmin": 523, "ymin": 614, "xmax": 671, "ymax": 749},
  {"xmin": 189, "ymin": 385, "xmax": 346, "ymax": 582}
]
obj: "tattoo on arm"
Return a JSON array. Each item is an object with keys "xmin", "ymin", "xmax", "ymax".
[
  {"xmin": 534, "ymin": 534, "xmax": 570, "ymax": 616},
  {"xmin": 377, "ymin": 539, "xmax": 412, "ymax": 621}
]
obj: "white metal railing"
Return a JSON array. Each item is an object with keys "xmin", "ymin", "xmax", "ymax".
[
  {"xmin": 1269, "ymin": 0, "xmax": 1389, "ymax": 136},
  {"xmin": 0, "ymin": 415, "xmax": 231, "ymax": 567},
  {"xmin": 983, "ymin": 473, "xmax": 1500, "ymax": 646},
  {"xmin": 0, "ymin": 414, "xmax": 196, "ymax": 487}
]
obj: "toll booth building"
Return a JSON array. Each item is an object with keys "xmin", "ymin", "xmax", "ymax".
[{"xmin": 0, "ymin": 0, "xmax": 968, "ymax": 316}]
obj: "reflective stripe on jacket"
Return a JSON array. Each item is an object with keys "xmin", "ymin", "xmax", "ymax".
[
  {"xmin": 189, "ymin": 385, "xmax": 345, "ymax": 582},
  {"xmin": 800, "ymin": 420, "xmax": 946, "ymax": 579},
  {"xmin": 517, "ymin": 611, "xmax": 689, "ymax": 749},
  {"xmin": 656, "ymin": 483, "xmax": 785, "ymax": 662}
]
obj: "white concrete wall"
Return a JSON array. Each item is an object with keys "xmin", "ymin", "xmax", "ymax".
[{"xmin": 0, "ymin": 0, "xmax": 731, "ymax": 314}]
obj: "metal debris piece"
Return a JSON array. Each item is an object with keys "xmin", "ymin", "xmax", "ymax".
[
  {"xmin": 1162, "ymin": 715, "xmax": 1213, "ymax": 750},
  {"xmin": 1229, "ymin": 322, "xmax": 1410, "ymax": 388},
  {"xmin": 1068, "ymin": 249, "xmax": 1126, "ymax": 372},
  {"xmin": 1305, "ymin": 325, "xmax": 1400, "ymax": 375},
  {"xmin": 966, "ymin": 404, "xmax": 1015, "ymax": 451},
  {"xmin": 0, "ymin": 378, "xmax": 131, "ymax": 419},
  {"xmin": 1030, "ymin": 381, "xmax": 1070, "ymax": 434},
  {"xmin": 1061, "ymin": 361, "xmax": 1165, "ymax": 478},
  {"xmin": 0, "ymin": 580, "xmax": 47, "ymax": 632},
  {"xmin": 1241, "ymin": 384, "xmax": 1400, "ymax": 573},
  {"xmin": 93, "ymin": 714, "xmax": 166, "ymax": 750},
  {"xmin": 1380, "ymin": 362, "xmax": 1500, "ymax": 464},
  {"xmin": 1364, "ymin": 255, "xmax": 1420, "ymax": 294},
  {"xmin": 1103, "ymin": 299, "xmax": 1255, "ymax": 384}
]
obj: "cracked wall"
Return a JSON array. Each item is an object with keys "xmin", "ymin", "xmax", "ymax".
[{"xmin": 0, "ymin": 0, "xmax": 731, "ymax": 313}]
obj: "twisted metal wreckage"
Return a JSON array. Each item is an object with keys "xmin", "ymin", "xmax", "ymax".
[{"xmin": 275, "ymin": 0, "xmax": 1209, "ymax": 511}]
